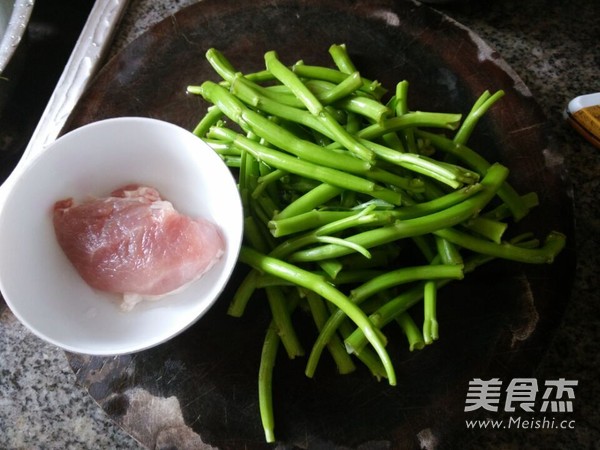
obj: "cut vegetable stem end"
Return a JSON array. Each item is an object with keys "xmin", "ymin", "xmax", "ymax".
[{"xmin": 239, "ymin": 246, "xmax": 397, "ymax": 386}]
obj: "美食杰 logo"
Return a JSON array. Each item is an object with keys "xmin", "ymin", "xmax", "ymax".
[{"xmin": 464, "ymin": 378, "xmax": 577, "ymax": 430}]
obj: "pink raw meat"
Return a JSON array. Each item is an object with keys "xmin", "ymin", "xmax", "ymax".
[{"xmin": 53, "ymin": 184, "xmax": 225, "ymax": 310}]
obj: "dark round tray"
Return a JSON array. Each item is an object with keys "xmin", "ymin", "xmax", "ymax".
[{"xmin": 63, "ymin": 1, "xmax": 575, "ymax": 448}]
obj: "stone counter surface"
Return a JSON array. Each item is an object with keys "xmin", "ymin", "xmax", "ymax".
[{"xmin": 1, "ymin": 0, "xmax": 598, "ymax": 448}]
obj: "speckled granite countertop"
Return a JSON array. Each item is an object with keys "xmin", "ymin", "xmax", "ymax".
[{"xmin": 1, "ymin": 0, "xmax": 598, "ymax": 448}]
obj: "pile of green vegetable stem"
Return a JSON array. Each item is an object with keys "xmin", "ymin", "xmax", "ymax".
[{"xmin": 187, "ymin": 44, "xmax": 566, "ymax": 443}]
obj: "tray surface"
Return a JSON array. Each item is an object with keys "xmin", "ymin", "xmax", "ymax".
[{"xmin": 63, "ymin": 1, "xmax": 574, "ymax": 448}]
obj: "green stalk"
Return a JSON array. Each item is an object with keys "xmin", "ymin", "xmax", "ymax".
[
  {"xmin": 357, "ymin": 112, "xmax": 462, "ymax": 141},
  {"xmin": 239, "ymin": 246, "xmax": 397, "ymax": 385},
  {"xmin": 232, "ymin": 74, "xmax": 389, "ymax": 145},
  {"xmin": 304, "ymin": 289, "xmax": 356, "ymax": 374},
  {"xmin": 219, "ymin": 155, "xmax": 241, "ymax": 167},
  {"xmin": 191, "ymin": 105, "xmax": 223, "ymax": 137},
  {"xmin": 483, "ymin": 191, "xmax": 539, "ymax": 221},
  {"xmin": 394, "ymin": 81, "xmax": 409, "ymax": 116},
  {"xmin": 269, "ymin": 181, "xmax": 486, "ymax": 237},
  {"xmin": 205, "ymin": 139, "xmax": 240, "ymax": 156},
  {"xmin": 394, "ymin": 183, "xmax": 484, "ymax": 219},
  {"xmin": 416, "ymin": 129, "xmax": 530, "ymax": 221},
  {"xmin": 315, "ymin": 236, "xmax": 372, "ymax": 259},
  {"xmin": 200, "ymin": 81, "xmax": 372, "ymax": 173},
  {"xmin": 317, "ymin": 259, "xmax": 344, "ymax": 280},
  {"xmin": 265, "ymin": 51, "xmax": 375, "ymax": 162},
  {"xmin": 274, "ymin": 183, "xmax": 343, "ymax": 220},
  {"xmin": 204, "ymin": 47, "xmax": 238, "ymax": 82},
  {"xmin": 412, "ymin": 234, "xmax": 438, "ymax": 263},
  {"xmin": 265, "ymin": 51, "xmax": 323, "ymax": 115},
  {"xmin": 253, "ymin": 169, "xmax": 287, "ymax": 199},
  {"xmin": 191, "ymin": 47, "xmax": 568, "ymax": 447},
  {"xmin": 422, "ymin": 281, "xmax": 438, "ymax": 344},
  {"xmin": 313, "ymin": 204, "xmax": 377, "ymax": 236},
  {"xmin": 311, "ymin": 80, "xmax": 391, "ymax": 122},
  {"xmin": 461, "ymin": 216, "xmax": 508, "ymax": 244},
  {"xmin": 292, "ymin": 62, "xmax": 387, "ymax": 99},
  {"xmin": 433, "ymin": 228, "xmax": 566, "ymax": 264},
  {"xmin": 358, "ymin": 139, "xmax": 480, "ymax": 188},
  {"xmin": 349, "ymin": 264, "xmax": 463, "ymax": 305},
  {"xmin": 394, "ymin": 80, "xmax": 419, "ymax": 153},
  {"xmin": 396, "ymin": 312, "xmax": 425, "ymax": 351},
  {"xmin": 309, "ymin": 71, "xmax": 363, "ymax": 103},
  {"xmin": 454, "ymin": 90, "xmax": 505, "ymax": 145},
  {"xmin": 244, "ymin": 69, "xmax": 277, "ymax": 83},
  {"xmin": 434, "ymin": 236, "xmax": 463, "ymax": 265},
  {"xmin": 344, "ymin": 234, "xmax": 559, "ymax": 353},
  {"xmin": 329, "ymin": 307, "xmax": 388, "ymax": 380},
  {"xmin": 250, "ymin": 77, "xmax": 391, "ymax": 123},
  {"xmin": 259, "ymin": 321, "xmax": 279, "ymax": 443},
  {"xmin": 269, "ymin": 210, "xmax": 355, "ymax": 237},
  {"xmin": 228, "ymin": 269, "xmax": 261, "ymax": 317},
  {"xmin": 305, "ymin": 264, "xmax": 463, "ymax": 377},
  {"xmin": 338, "ymin": 246, "xmax": 401, "ymax": 271},
  {"xmin": 289, "ymin": 163, "xmax": 509, "ymax": 262},
  {"xmin": 231, "ymin": 75, "xmax": 389, "ymax": 164},
  {"xmin": 266, "ymin": 286, "xmax": 304, "ymax": 359},
  {"xmin": 218, "ymin": 128, "xmax": 402, "ymax": 205},
  {"xmin": 344, "ymin": 283, "xmax": 431, "ymax": 354},
  {"xmin": 328, "ymin": 43, "xmax": 357, "ymax": 74},
  {"xmin": 268, "ymin": 206, "xmax": 410, "ymax": 262}
]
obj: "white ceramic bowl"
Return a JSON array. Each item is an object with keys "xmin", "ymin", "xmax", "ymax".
[{"xmin": 0, "ymin": 117, "xmax": 243, "ymax": 355}]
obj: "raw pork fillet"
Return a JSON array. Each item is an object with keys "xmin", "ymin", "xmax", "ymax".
[{"xmin": 53, "ymin": 185, "xmax": 225, "ymax": 310}]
